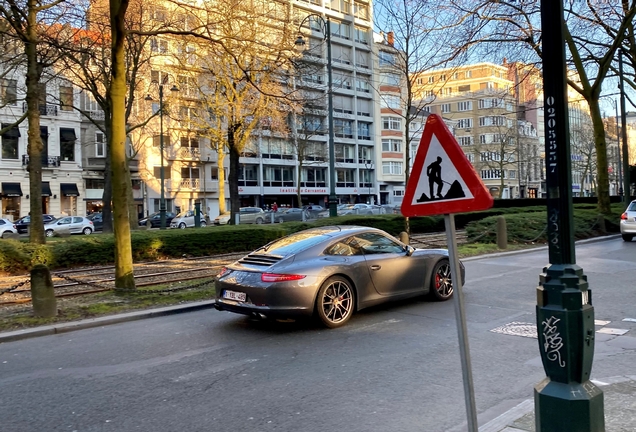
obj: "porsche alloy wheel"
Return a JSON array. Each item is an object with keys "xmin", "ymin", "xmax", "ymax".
[
  {"xmin": 316, "ymin": 276, "xmax": 355, "ymax": 328},
  {"xmin": 430, "ymin": 260, "xmax": 453, "ymax": 301}
]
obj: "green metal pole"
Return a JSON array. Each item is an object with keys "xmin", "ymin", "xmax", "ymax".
[
  {"xmin": 326, "ymin": 18, "xmax": 337, "ymax": 218},
  {"xmin": 159, "ymin": 85, "xmax": 166, "ymax": 230},
  {"xmin": 619, "ymin": 50, "xmax": 631, "ymax": 204},
  {"xmin": 535, "ymin": 1, "xmax": 604, "ymax": 430}
]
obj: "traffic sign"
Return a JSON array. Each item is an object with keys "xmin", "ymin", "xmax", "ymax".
[{"xmin": 401, "ymin": 114, "xmax": 494, "ymax": 217}]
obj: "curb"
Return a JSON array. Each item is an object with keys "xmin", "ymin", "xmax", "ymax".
[
  {"xmin": 463, "ymin": 234, "xmax": 620, "ymax": 262},
  {"xmin": 0, "ymin": 300, "xmax": 217, "ymax": 344}
]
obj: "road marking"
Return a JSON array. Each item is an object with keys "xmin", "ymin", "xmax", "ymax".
[
  {"xmin": 622, "ymin": 318, "xmax": 636, "ymax": 323},
  {"xmin": 596, "ymin": 328, "xmax": 629, "ymax": 336},
  {"xmin": 595, "ymin": 320, "xmax": 610, "ymax": 326},
  {"xmin": 490, "ymin": 322, "xmax": 537, "ymax": 339}
]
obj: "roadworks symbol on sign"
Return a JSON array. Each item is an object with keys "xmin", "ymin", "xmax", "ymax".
[{"xmin": 401, "ymin": 114, "xmax": 494, "ymax": 217}]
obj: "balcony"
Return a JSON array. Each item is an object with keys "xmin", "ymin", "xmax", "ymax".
[
  {"xmin": 22, "ymin": 102, "xmax": 58, "ymax": 116},
  {"xmin": 22, "ymin": 154, "xmax": 60, "ymax": 168},
  {"xmin": 178, "ymin": 147, "xmax": 200, "ymax": 159}
]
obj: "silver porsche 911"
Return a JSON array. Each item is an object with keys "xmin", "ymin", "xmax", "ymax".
[{"xmin": 214, "ymin": 226, "xmax": 465, "ymax": 328}]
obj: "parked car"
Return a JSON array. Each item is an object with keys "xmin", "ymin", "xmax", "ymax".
[
  {"xmin": 214, "ymin": 207, "xmax": 267, "ymax": 225},
  {"xmin": 170, "ymin": 210, "xmax": 207, "ymax": 229},
  {"xmin": 213, "ymin": 212, "xmax": 231, "ymax": 225},
  {"xmin": 337, "ymin": 203, "xmax": 381, "ymax": 216},
  {"xmin": 86, "ymin": 213, "xmax": 104, "ymax": 231},
  {"xmin": 214, "ymin": 225, "xmax": 464, "ymax": 328},
  {"xmin": 138, "ymin": 211, "xmax": 176, "ymax": 228},
  {"xmin": 44, "ymin": 216, "xmax": 94, "ymax": 237},
  {"xmin": 272, "ymin": 207, "xmax": 309, "ymax": 223},
  {"xmin": 0, "ymin": 218, "xmax": 17, "ymax": 238},
  {"xmin": 620, "ymin": 200, "xmax": 636, "ymax": 241},
  {"xmin": 14, "ymin": 214, "xmax": 57, "ymax": 234}
]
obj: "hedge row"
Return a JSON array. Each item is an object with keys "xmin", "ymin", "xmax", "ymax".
[{"xmin": 0, "ymin": 203, "xmax": 623, "ymax": 275}]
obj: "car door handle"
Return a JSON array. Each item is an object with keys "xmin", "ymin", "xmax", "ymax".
[{"xmin": 370, "ymin": 265, "xmax": 381, "ymax": 270}]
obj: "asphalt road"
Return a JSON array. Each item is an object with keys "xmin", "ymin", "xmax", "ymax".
[{"xmin": 1, "ymin": 237, "xmax": 635, "ymax": 432}]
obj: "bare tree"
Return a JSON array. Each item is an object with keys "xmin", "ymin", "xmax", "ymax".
[
  {"xmin": 0, "ymin": 0, "xmax": 76, "ymax": 244},
  {"xmin": 465, "ymin": 0, "xmax": 636, "ymax": 214}
]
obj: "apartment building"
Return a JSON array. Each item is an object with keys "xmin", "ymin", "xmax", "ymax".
[
  {"xmin": 1, "ymin": 67, "xmax": 85, "ymax": 221},
  {"xmin": 411, "ymin": 62, "xmax": 544, "ymax": 199}
]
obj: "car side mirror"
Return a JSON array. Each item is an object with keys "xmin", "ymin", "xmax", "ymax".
[{"xmin": 405, "ymin": 245, "xmax": 415, "ymax": 256}]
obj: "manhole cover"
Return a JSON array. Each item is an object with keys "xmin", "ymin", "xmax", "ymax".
[{"xmin": 490, "ymin": 322, "xmax": 537, "ymax": 339}]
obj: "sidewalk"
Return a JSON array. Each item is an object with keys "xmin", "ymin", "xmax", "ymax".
[{"xmin": 477, "ymin": 375, "xmax": 636, "ymax": 432}]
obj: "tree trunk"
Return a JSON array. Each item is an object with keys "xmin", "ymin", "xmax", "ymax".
[
  {"xmin": 102, "ymin": 125, "xmax": 113, "ymax": 233},
  {"xmin": 589, "ymin": 101, "xmax": 611, "ymax": 214},
  {"xmin": 217, "ymin": 149, "xmax": 226, "ymax": 215},
  {"xmin": 228, "ymin": 123, "xmax": 241, "ymax": 224},
  {"xmin": 25, "ymin": 2, "xmax": 45, "ymax": 244},
  {"xmin": 109, "ymin": 0, "xmax": 135, "ymax": 289}
]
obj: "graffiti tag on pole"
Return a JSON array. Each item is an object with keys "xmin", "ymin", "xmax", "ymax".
[{"xmin": 542, "ymin": 316, "xmax": 566, "ymax": 368}]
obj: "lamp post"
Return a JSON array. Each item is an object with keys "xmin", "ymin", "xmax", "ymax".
[
  {"xmin": 146, "ymin": 82, "xmax": 179, "ymax": 229},
  {"xmin": 535, "ymin": 1, "xmax": 604, "ymax": 430},
  {"xmin": 295, "ymin": 15, "xmax": 337, "ymax": 217}
]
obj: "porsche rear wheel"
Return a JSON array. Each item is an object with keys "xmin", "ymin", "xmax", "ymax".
[
  {"xmin": 316, "ymin": 276, "xmax": 355, "ymax": 328},
  {"xmin": 430, "ymin": 259, "xmax": 453, "ymax": 301}
]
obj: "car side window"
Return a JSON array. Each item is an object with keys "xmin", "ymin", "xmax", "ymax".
[
  {"xmin": 324, "ymin": 237, "xmax": 363, "ymax": 256},
  {"xmin": 73, "ymin": 217, "xmax": 83, "ymax": 223},
  {"xmin": 58, "ymin": 217, "xmax": 71, "ymax": 225},
  {"xmin": 352, "ymin": 233, "xmax": 405, "ymax": 255}
]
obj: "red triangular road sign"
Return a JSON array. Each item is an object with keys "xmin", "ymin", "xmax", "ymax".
[{"xmin": 402, "ymin": 114, "xmax": 494, "ymax": 217}]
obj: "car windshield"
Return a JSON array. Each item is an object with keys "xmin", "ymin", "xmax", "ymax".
[
  {"xmin": 628, "ymin": 202, "xmax": 636, "ymax": 212},
  {"xmin": 255, "ymin": 231, "xmax": 332, "ymax": 256}
]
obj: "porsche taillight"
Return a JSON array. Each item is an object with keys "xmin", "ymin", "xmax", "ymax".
[{"xmin": 261, "ymin": 273, "xmax": 306, "ymax": 282}]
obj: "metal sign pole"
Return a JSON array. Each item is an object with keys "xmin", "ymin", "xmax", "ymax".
[{"xmin": 444, "ymin": 213, "xmax": 478, "ymax": 432}]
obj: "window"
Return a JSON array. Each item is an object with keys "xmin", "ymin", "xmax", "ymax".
[
  {"xmin": 466, "ymin": 70, "xmax": 472, "ymax": 78},
  {"xmin": 153, "ymin": 134, "xmax": 170, "ymax": 147},
  {"xmin": 331, "ymin": 45, "xmax": 352, "ymax": 64},
  {"xmin": 151, "ymin": 6, "xmax": 166, "ymax": 21},
  {"xmin": 354, "ymin": 27, "xmax": 368, "ymax": 44},
  {"xmin": 382, "ymin": 161, "xmax": 403, "ymax": 175},
  {"xmin": 1, "ymin": 79, "xmax": 17, "ymax": 106},
  {"xmin": 1, "ymin": 123, "xmax": 19, "ymax": 160},
  {"xmin": 150, "ymin": 38, "xmax": 168, "ymax": 53},
  {"xmin": 456, "ymin": 118, "xmax": 473, "ymax": 128},
  {"xmin": 333, "ymin": 95, "xmax": 353, "ymax": 114},
  {"xmin": 465, "ymin": 152, "xmax": 475, "ymax": 162},
  {"xmin": 382, "ymin": 116, "xmax": 401, "ymax": 130},
  {"xmin": 382, "ymin": 139, "xmax": 402, "ymax": 152},
  {"xmin": 153, "ymin": 199, "xmax": 174, "ymax": 213},
  {"xmin": 59, "ymin": 128, "xmax": 76, "ymax": 161},
  {"xmin": 151, "ymin": 70, "xmax": 170, "ymax": 84},
  {"xmin": 381, "ymin": 95, "xmax": 401, "ymax": 109},
  {"xmin": 480, "ymin": 151, "xmax": 501, "ymax": 162},
  {"xmin": 440, "ymin": 74, "xmax": 447, "ymax": 81},
  {"xmin": 332, "ymin": 71, "xmax": 349, "ymax": 88},
  {"xmin": 59, "ymin": 85, "xmax": 73, "ymax": 111},
  {"xmin": 153, "ymin": 165, "xmax": 172, "ymax": 179},
  {"xmin": 457, "ymin": 101, "xmax": 472, "ymax": 111},
  {"xmin": 380, "ymin": 73, "xmax": 400, "ymax": 86},
  {"xmin": 356, "ymin": 99, "xmax": 371, "ymax": 117},
  {"xmin": 335, "ymin": 144, "xmax": 355, "ymax": 162},
  {"xmin": 440, "ymin": 103, "xmax": 451, "ymax": 113},
  {"xmin": 95, "ymin": 132, "xmax": 105, "ymax": 157},
  {"xmin": 379, "ymin": 51, "xmax": 395, "ymax": 66},
  {"xmin": 458, "ymin": 84, "xmax": 471, "ymax": 92},
  {"xmin": 457, "ymin": 136, "xmax": 473, "ymax": 146},
  {"xmin": 357, "ymin": 122, "xmax": 371, "ymax": 140},
  {"xmin": 356, "ymin": 77, "xmax": 371, "ymax": 93},
  {"xmin": 481, "ymin": 169, "xmax": 502, "ymax": 179},
  {"xmin": 428, "ymin": 76, "xmax": 435, "ymax": 83},
  {"xmin": 178, "ymin": 75, "xmax": 198, "ymax": 97},
  {"xmin": 355, "ymin": 51, "xmax": 370, "ymax": 69},
  {"xmin": 353, "ymin": 2, "xmax": 369, "ymax": 19},
  {"xmin": 331, "ymin": 21, "xmax": 350, "ymax": 39},
  {"xmin": 334, "ymin": 119, "xmax": 353, "ymax": 138},
  {"xmin": 301, "ymin": 167, "xmax": 326, "ymax": 185}
]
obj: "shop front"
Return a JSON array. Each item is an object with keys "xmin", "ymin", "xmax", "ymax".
[
  {"xmin": 60, "ymin": 183, "xmax": 80, "ymax": 216},
  {"xmin": 1, "ymin": 182, "xmax": 22, "ymax": 221}
]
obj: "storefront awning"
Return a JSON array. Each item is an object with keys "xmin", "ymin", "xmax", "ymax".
[
  {"xmin": 41, "ymin": 182, "xmax": 52, "ymax": 197},
  {"xmin": 1, "ymin": 124, "xmax": 21, "ymax": 138},
  {"xmin": 60, "ymin": 183, "xmax": 80, "ymax": 197},
  {"xmin": 60, "ymin": 128, "xmax": 77, "ymax": 142},
  {"xmin": 1, "ymin": 183, "xmax": 23, "ymax": 197}
]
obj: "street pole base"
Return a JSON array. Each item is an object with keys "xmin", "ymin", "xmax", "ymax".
[{"xmin": 535, "ymin": 378, "xmax": 605, "ymax": 432}]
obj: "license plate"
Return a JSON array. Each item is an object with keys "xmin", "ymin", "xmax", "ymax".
[{"xmin": 223, "ymin": 290, "xmax": 246, "ymax": 302}]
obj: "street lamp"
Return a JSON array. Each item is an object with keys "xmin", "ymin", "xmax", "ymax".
[
  {"xmin": 145, "ymin": 82, "xmax": 179, "ymax": 229},
  {"xmin": 295, "ymin": 15, "xmax": 337, "ymax": 217}
]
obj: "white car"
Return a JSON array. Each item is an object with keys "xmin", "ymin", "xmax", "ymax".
[
  {"xmin": 0, "ymin": 218, "xmax": 17, "ymax": 238},
  {"xmin": 170, "ymin": 210, "xmax": 207, "ymax": 229},
  {"xmin": 620, "ymin": 200, "xmax": 636, "ymax": 242},
  {"xmin": 44, "ymin": 216, "xmax": 94, "ymax": 237},
  {"xmin": 213, "ymin": 207, "xmax": 267, "ymax": 225},
  {"xmin": 213, "ymin": 212, "xmax": 231, "ymax": 225}
]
